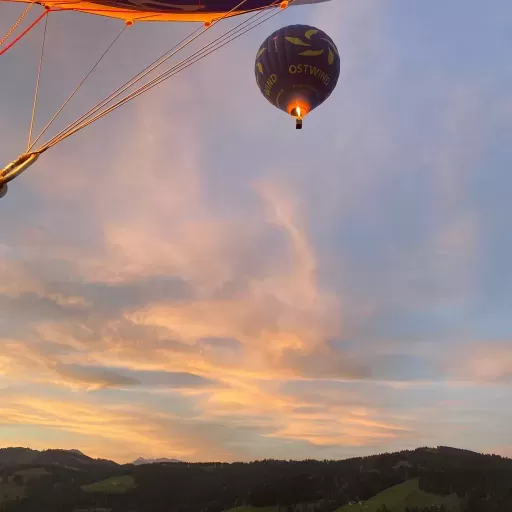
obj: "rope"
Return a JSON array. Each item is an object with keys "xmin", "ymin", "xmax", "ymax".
[
  {"xmin": 0, "ymin": 0, "xmax": 36, "ymax": 47},
  {"xmin": 28, "ymin": 23, "xmax": 127, "ymax": 151},
  {"xmin": 0, "ymin": 7, "xmax": 51, "ymax": 57},
  {"xmin": 27, "ymin": 11, "xmax": 49, "ymax": 151},
  {"xmin": 36, "ymin": 24, "xmax": 204, "ymax": 151},
  {"xmin": 36, "ymin": 0, "xmax": 253, "ymax": 151},
  {"xmin": 62, "ymin": 5, "xmax": 283, "ymax": 139},
  {"xmin": 37, "ymin": 0, "xmax": 284, "ymax": 151}
]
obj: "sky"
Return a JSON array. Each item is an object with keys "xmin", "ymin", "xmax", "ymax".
[{"xmin": 1, "ymin": 0, "xmax": 512, "ymax": 464}]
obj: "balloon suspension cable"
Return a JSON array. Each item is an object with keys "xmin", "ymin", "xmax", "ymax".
[
  {"xmin": 35, "ymin": 23, "xmax": 205, "ymax": 151},
  {"xmin": 0, "ymin": 6, "xmax": 51, "ymax": 57},
  {"xmin": 28, "ymin": 23, "xmax": 128, "ymax": 151},
  {"xmin": 27, "ymin": 10, "xmax": 49, "ymax": 151},
  {"xmin": 0, "ymin": 0, "xmax": 37, "ymax": 49},
  {"xmin": 80, "ymin": 4, "xmax": 286, "ymax": 129},
  {"xmin": 34, "ymin": 0, "xmax": 288, "ymax": 152},
  {"xmin": 35, "ymin": 0, "xmax": 259, "ymax": 151}
]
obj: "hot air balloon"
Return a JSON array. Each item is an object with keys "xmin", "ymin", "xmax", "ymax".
[
  {"xmin": 0, "ymin": 0, "xmax": 332, "ymax": 198},
  {"xmin": 254, "ymin": 24, "xmax": 340, "ymax": 128}
]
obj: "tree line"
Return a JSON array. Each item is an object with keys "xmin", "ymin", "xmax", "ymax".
[{"xmin": 1, "ymin": 447, "xmax": 512, "ymax": 512}]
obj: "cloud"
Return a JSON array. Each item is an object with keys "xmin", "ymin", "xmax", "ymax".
[
  {"xmin": 51, "ymin": 363, "xmax": 220, "ymax": 391},
  {"xmin": 448, "ymin": 342, "xmax": 512, "ymax": 383},
  {"xmin": 54, "ymin": 363, "xmax": 141, "ymax": 389},
  {"xmin": 278, "ymin": 346, "xmax": 371, "ymax": 380},
  {"xmin": 0, "ymin": 291, "xmax": 86, "ymax": 324},
  {"xmin": 1, "ymin": 0, "xmax": 512, "ymax": 463},
  {"xmin": 0, "ymin": 391, "xmax": 221, "ymax": 461}
]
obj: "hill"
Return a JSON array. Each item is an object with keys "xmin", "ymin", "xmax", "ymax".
[
  {"xmin": 0, "ymin": 448, "xmax": 118, "ymax": 470},
  {"xmin": 336, "ymin": 479, "xmax": 460, "ymax": 512},
  {"xmin": 226, "ymin": 479, "xmax": 461, "ymax": 512},
  {"xmin": 81, "ymin": 474, "xmax": 137, "ymax": 493},
  {"xmin": 0, "ymin": 446, "xmax": 510, "ymax": 512},
  {"xmin": 132, "ymin": 457, "xmax": 182, "ymax": 465}
]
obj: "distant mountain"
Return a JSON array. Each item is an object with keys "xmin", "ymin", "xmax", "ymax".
[
  {"xmin": 0, "ymin": 447, "xmax": 118, "ymax": 470},
  {"xmin": 132, "ymin": 457, "xmax": 182, "ymax": 465}
]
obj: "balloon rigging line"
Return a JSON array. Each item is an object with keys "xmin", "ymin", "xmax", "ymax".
[
  {"xmin": 27, "ymin": 11, "xmax": 49, "ymax": 151},
  {"xmin": 34, "ymin": 0, "xmax": 250, "ymax": 151},
  {"xmin": 38, "ymin": 0, "xmax": 273, "ymax": 150},
  {"xmin": 0, "ymin": 7, "xmax": 51, "ymax": 57},
  {"xmin": 0, "ymin": 0, "xmax": 36, "ymax": 48},
  {"xmin": 36, "ymin": 0, "xmax": 284, "ymax": 151},
  {"xmin": 29, "ymin": 23, "xmax": 128, "ymax": 150},
  {"xmin": 66, "ymin": 4, "xmax": 284, "ymax": 140},
  {"xmin": 36, "ymin": 22, "xmax": 208, "ymax": 151}
]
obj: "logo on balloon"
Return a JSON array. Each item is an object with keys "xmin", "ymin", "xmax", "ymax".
[
  {"xmin": 284, "ymin": 29, "xmax": 339, "ymax": 65},
  {"xmin": 255, "ymin": 47, "xmax": 266, "ymax": 76}
]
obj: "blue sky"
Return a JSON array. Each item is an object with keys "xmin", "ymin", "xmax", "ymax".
[{"xmin": 1, "ymin": 0, "xmax": 511, "ymax": 463}]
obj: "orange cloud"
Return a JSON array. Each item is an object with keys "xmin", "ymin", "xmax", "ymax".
[
  {"xmin": 451, "ymin": 343, "xmax": 512, "ymax": 382},
  {"xmin": 0, "ymin": 394, "xmax": 198, "ymax": 462}
]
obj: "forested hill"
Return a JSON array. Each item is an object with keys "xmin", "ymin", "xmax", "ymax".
[{"xmin": 1, "ymin": 446, "xmax": 511, "ymax": 512}]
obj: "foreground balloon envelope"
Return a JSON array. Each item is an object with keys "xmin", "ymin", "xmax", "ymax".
[
  {"xmin": 68, "ymin": 0, "xmax": 276, "ymax": 22},
  {"xmin": 255, "ymin": 24, "xmax": 340, "ymax": 123},
  {"xmin": 8, "ymin": 0, "xmax": 330, "ymax": 23}
]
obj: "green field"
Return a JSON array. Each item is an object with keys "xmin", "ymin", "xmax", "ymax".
[
  {"xmin": 336, "ymin": 479, "xmax": 460, "ymax": 512},
  {"xmin": 228, "ymin": 507, "xmax": 277, "ymax": 512},
  {"xmin": 81, "ymin": 475, "xmax": 137, "ymax": 494},
  {"xmin": 226, "ymin": 479, "xmax": 459, "ymax": 512}
]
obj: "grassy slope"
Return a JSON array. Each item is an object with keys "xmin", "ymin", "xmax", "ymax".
[
  {"xmin": 228, "ymin": 508, "xmax": 277, "ymax": 512},
  {"xmin": 81, "ymin": 475, "xmax": 137, "ymax": 494},
  {"xmin": 336, "ymin": 479, "xmax": 460, "ymax": 512},
  {"xmin": 227, "ymin": 479, "xmax": 460, "ymax": 512}
]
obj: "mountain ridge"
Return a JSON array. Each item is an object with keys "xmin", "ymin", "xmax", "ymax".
[
  {"xmin": 1, "ymin": 445, "xmax": 510, "ymax": 469},
  {"xmin": 132, "ymin": 457, "xmax": 182, "ymax": 465},
  {"xmin": 0, "ymin": 447, "xmax": 118, "ymax": 470}
]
